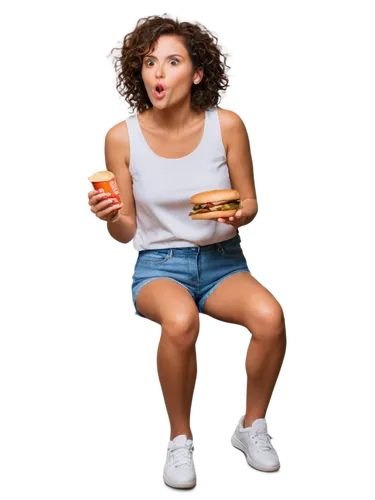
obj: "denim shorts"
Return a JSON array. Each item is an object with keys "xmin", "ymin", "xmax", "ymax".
[{"xmin": 131, "ymin": 232, "xmax": 251, "ymax": 318}]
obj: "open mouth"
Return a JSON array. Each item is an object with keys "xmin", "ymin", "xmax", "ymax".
[{"xmin": 153, "ymin": 83, "xmax": 166, "ymax": 97}]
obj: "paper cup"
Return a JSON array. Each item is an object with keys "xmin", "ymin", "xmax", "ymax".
[{"xmin": 88, "ymin": 170, "xmax": 123, "ymax": 206}]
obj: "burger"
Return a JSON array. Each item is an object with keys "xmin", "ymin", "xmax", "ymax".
[{"xmin": 189, "ymin": 189, "xmax": 242, "ymax": 219}]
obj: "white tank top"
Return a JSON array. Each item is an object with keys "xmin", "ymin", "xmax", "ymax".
[{"xmin": 126, "ymin": 106, "xmax": 237, "ymax": 250}]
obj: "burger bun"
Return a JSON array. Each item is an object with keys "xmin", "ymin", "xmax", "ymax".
[
  {"xmin": 191, "ymin": 209, "xmax": 237, "ymax": 220},
  {"xmin": 190, "ymin": 189, "xmax": 240, "ymax": 204}
]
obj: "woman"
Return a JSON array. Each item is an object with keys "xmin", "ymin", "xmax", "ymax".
[{"xmin": 88, "ymin": 14, "xmax": 287, "ymax": 489}]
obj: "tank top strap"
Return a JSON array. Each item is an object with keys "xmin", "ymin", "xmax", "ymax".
[{"xmin": 203, "ymin": 107, "xmax": 227, "ymax": 158}]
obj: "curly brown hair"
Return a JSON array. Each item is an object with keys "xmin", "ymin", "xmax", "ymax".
[{"xmin": 107, "ymin": 14, "xmax": 231, "ymax": 114}]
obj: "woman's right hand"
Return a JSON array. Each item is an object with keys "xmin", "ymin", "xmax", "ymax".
[{"xmin": 88, "ymin": 189, "xmax": 124, "ymax": 222}]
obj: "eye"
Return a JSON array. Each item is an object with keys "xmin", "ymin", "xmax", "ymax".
[{"xmin": 144, "ymin": 59, "xmax": 179, "ymax": 66}]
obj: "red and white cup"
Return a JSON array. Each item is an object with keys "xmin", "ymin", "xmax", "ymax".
[{"xmin": 88, "ymin": 170, "xmax": 123, "ymax": 206}]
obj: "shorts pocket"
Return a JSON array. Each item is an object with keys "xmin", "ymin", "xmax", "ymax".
[
  {"xmin": 137, "ymin": 248, "xmax": 173, "ymax": 265},
  {"xmin": 220, "ymin": 240, "xmax": 243, "ymax": 255}
]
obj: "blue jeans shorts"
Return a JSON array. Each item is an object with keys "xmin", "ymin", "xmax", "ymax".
[{"xmin": 131, "ymin": 232, "xmax": 251, "ymax": 318}]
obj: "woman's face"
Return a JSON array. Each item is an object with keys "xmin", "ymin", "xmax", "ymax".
[{"xmin": 141, "ymin": 34, "xmax": 202, "ymax": 108}]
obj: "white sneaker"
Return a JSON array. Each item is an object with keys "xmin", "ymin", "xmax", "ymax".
[
  {"xmin": 163, "ymin": 434, "xmax": 196, "ymax": 489},
  {"xmin": 231, "ymin": 416, "xmax": 280, "ymax": 472}
]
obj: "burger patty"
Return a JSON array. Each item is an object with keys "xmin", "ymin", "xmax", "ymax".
[{"xmin": 189, "ymin": 200, "xmax": 241, "ymax": 216}]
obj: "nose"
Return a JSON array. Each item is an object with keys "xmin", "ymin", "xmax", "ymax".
[{"xmin": 154, "ymin": 62, "xmax": 166, "ymax": 79}]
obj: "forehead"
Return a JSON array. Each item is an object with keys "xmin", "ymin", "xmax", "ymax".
[{"xmin": 148, "ymin": 34, "xmax": 187, "ymax": 54}]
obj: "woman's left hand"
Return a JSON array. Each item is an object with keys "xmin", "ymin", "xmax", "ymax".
[
  {"xmin": 215, "ymin": 198, "xmax": 258, "ymax": 228},
  {"xmin": 216, "ymin": 208, "xmax": 247, "ymax": 228}
]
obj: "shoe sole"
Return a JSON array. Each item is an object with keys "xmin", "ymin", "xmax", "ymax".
[
  {"xmin": 228, "ymin": 440, "xmax": 282, "ymax": 474},
  {"xmin": 231, "ymin": 433, "xmax": 280, "ymax": 472},
  {"xmin": 163, "ymin": 481, "xmax": 199, "ymax": 493},
  {"xmin": 163, "ymin": 474, "xmax": 196, "ymax": 489}
]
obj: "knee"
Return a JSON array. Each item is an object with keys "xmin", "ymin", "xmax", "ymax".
[
  {"xmin": 161, "ymin": 311, "xmax": 200, "ymax": 348},
  {"xmin": 250, "ymin": 303, "xmax": 286, "ymax": 340}
]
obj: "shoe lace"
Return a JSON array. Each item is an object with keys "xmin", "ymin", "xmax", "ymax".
[
  {"xmin": 249, "ymin": 429, "xmax": 274, "ymax": 451},
  {"xmin": 170, "ymin": 445, "xmax": 194, "ymax": 467}
]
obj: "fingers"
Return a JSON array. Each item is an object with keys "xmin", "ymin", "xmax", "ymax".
[
  {"xmin": 95, "ymin": 202, "xmax": 123, "ymax": 219},
  {"xmin": 88, "ymin": 191, "xmax": 111, "ymax": 207},
  {"xmin": 89, "ymin": 191, "xmax": 122, "ymax": 213},
  {"xmin": 90, "ymin": 197, "xmax": 123, "ymax": 215},
  {"xmin": 88, "ymin": 189, "xmax": 109, "ymax": 203},
  {"xmin": 88, "ymin": 189, "xmax": 123, "ymax": 221}
]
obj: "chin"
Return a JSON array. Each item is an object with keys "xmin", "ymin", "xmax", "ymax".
[{"xmin": 152, "ymin": 102, "xmax": 172, "ymax": 111}]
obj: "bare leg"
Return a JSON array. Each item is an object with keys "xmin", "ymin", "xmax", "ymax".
[
  {"xmin": 136, "ymin": 278, "xmax": 201, "ymax": 442},
  {"xmin": 157, "ymin": 325, "xmax": 199, "ymax": 441},
  {"xmin": 200, "ymin": 273, "xmax": 287, "ymax": 429},
  {"xmin": 244, "ymin": 326, "xmax": 287, "ymax": 428},
  {"xmin": 187, "ymin": 345, "xmax": 199, "ymax": 434}
]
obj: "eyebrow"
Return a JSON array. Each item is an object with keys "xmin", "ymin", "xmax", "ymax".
[{"xmin": 144, "ymin": 54, "xmax": 183, "ymax": 59}]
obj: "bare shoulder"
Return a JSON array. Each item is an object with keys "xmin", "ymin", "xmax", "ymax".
[
  {"xmin": 217, "ymin": 107, "xmax": 246, "ymax": 153},
  {"xmin": 105, "ymin": 120, "xmax": 130, "ymax": 168},
  {"xmin": 105, "ymin": 118, "xmax": 128, "ymax": 141},
  {"xmin": 218, "ymin": 108, "xmax": 246, "ymax": 129}
]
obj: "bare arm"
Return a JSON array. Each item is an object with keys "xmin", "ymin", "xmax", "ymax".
[
  {"xmin": 105, "ymin": 121, "xmax": 137, "ymax": 244},
  {"xmin": 218, "ymin": 108, "xmax": 258, "ymax": 226}
]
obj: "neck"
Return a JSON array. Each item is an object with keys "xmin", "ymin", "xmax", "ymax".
[{"xmin": 149, "ymin": 101, "xmax": 203, "ymax": 134}]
